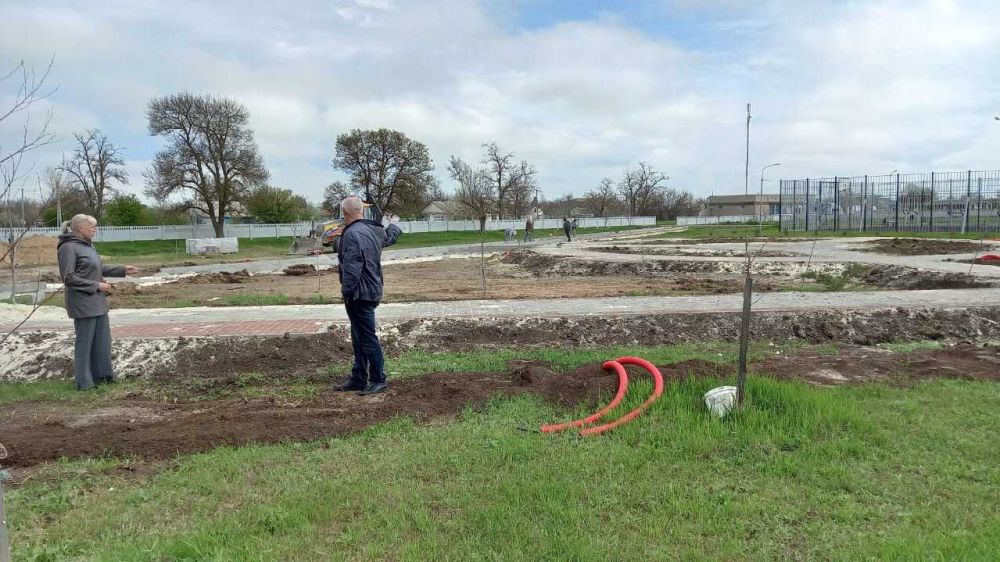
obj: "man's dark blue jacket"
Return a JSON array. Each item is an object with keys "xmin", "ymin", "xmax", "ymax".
[{"xmin": 337, "ymin": 219, "xmax": 402, "ymax": 301}]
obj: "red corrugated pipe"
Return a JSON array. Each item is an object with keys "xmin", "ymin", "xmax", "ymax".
[{"xmin": 541, "ymin": 356, "xmax": 664, "ymax": 436}]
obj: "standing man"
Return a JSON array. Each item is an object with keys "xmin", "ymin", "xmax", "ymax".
[
  {"xmin": 335, "ymin": 196, "xmax": 402, "ymax": 395},
  {"xmin": 524, "ymin": 217, "xmax": 534, "ymax": 242},
  {"xmin": 562, "ymin": 217, "xmax": 572, "ymax": 242}
]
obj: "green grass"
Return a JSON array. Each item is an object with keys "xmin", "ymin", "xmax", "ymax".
[
  {"xmin": 369, "ymin": 341, "xmax": 777, "ymax": 380},
  {"xmin": 90, "ymin": 226, "xmax": 652, "ymax": 265},
  {"xmin": 215, "ymin": 293, "xmax": 290, "ymax": 306},
  {"xmin": 879, "ymin": 340, "xmax": 945, "ymax": 353},
  {"xmin": 6, "ymin": 376, "xmax": 999, "ymax": 560},
  {"xmin": 304, "ymin": 293, "xmax": 339, "ymax": 305},
  {"xmin": 667, "ymin": 224, "xmax": 1000, "ymax": 241},
  {"xmin": 0, "ymin": 378, "xmax": 139, "ymax": 405}
]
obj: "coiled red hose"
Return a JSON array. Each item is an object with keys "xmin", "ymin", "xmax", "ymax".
[
  {"xmin": 540, "ymin": 360, "xmax": 628, "ymax": 433},
  {"xmin": 540, "ymin": 356, "xmax": 664, "ymax": 436}
]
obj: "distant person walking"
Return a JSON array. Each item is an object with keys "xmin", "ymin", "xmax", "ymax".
[
  {"xmin": 524, "ymin": 217, "xmax": 534, "ymax": 242},
  {"xmin": 562, "ymin": 217, "xmax": 572, "ymax": 242},
  {"xmin": 571, "ymin": 218, "xmax": 578, "ymax": 238},
  {"xmin": 504, "ymin": 224, "xmax": 517, "ymax": 242},
  {"xmin": 335, "ymin": 196, "xmax": 402, "ymax": 395},
  {"xmin": 57, "ymin": 214, "xmax": 140, "ymax": 390}
]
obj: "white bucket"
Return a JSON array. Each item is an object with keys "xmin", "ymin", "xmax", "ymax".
[{"xmin": 704, "ymin": 386, "xmax": 737, "ymax": 417}]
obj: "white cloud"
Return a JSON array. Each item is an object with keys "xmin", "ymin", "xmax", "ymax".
[{"xmin": 2, "ymin": 0, "xmax": 999, "ymax": 206}]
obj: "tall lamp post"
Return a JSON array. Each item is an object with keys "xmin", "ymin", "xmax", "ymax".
[
  {"xmin": 759, "ymin": 162, "xmax": 780, "ymax": 223},
  {"xmin": 759, "ymin": 163, "xmax": 780, "ymax": 195}
]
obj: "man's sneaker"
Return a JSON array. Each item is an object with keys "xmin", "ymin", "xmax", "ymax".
[{"xmin": 358, "ymin": 382, "xmax": 388, "ymax": 396}]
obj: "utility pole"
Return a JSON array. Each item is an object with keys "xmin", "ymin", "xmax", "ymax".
[{"xmin": 744, "ymin": 103, "xmax": 751, "ymax": 196}]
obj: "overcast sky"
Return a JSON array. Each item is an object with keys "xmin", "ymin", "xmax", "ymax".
[{"xmin": 2, "ymin": 0, "xmax": 999, "ymax": 204}]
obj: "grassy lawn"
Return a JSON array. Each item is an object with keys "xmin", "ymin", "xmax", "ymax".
[
  {"xmin": 90, "ymin": 225, "xmax": 652, "ymax": 266},
  {"xmin": 664, "ymin": 224, "xmax": 1000, "ymax": 240},
  {"xmin": 4, "ymin": 343, "xmax": 999, "ymax": 560}
]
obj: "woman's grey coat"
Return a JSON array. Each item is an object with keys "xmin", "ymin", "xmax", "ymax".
[{"xmin": 57, "ymin": 234, "xmax": 125, "ymax": 318}]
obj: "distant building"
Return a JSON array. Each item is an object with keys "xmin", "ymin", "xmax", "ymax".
[
  {"xmin": 421, "ymin": 200, "xmax": 469, "ymax": 221},
  {"xmin": 704, "ymin": 194, "xmax": 780, "ymax": 217}
]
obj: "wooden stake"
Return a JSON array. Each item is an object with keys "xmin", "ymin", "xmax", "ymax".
[{"xmin": 736, "ymin": 241, "xmax": 753, "ymax": 406}]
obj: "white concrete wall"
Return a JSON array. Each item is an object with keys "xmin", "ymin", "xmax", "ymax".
[
  {"xmin": 676, "ymin": 215, "xmax": 779, "ymax": 226},
  {"xmin": 6, "ymin": 216, "xmax": 655, "ymax": 242}
]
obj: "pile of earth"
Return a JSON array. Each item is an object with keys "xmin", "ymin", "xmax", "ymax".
[
  {"xmin": 282, "ymin": 264, "xmax": 318, "ymax": 276},
  {"xmin": 592, "ymin": 245, "xmax": 798, "ymax": 258},
  {"xmin": 175, "ymin": 269, "xmax": 253, "ymax": 284},
  {"xmin": 498, "ymin": 250, "xmax": 721, "ymax": 276},
  {"xmin": 636, "ymin": 237, "xmax": 814, "ymax": 245},
  {"xmin": 0, "ymin": 360, "xmax": 619, "ymax": 468},
  {"xmin": 861, "ymin": 265, "xmax": 992, "ymax": 290},
  {"xmin": 4, "ymin": 343, "xmax": 999, "ymax": 469},
  {"xmin": 0, "ymin": 235, "xmax": 58, "ymax": 266},
  {"xmin": 858, "ymin": 238, "xmax": 994, "ymax": 256}
]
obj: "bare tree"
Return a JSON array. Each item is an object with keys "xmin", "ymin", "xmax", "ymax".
[
  {"xmin": 448, "ymin": 155, "xmax": 495, "ymax": 232},
  {"xmin": 333, "ymin": 128, "xmax": 435, "ymax": 218},
  {"xmin": 0, "ymin": 57, "xmax": 56, "ymax": 311},
  {"xmin": 145, "ymin": 93, "xmax": 269, "ymax": 237},
  {"xmin": 322, "ymin": 180, "xmax": 354, "ymax": 214},
  {"xmin": 618, "ymin": 161, "xmax": 668, "ymax": 215},
  {"xmin": 584, "ymin": 177, "xmax": 620, "ymax": 217},
  {"xmin": 482, "ymin": 142, "xmax": 536, "ymax": 219},
  {"xmin": 0, "ymin": 58, "xmax": 56, "ymax": 192},
  {"xmin": 59, "ymin": 129, "xmax": 127, "ymax": 222}
]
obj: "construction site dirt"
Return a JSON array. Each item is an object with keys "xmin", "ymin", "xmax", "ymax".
[{"xmin": 3, "ymin": 343, "xmax": 998, "ymax": 471}]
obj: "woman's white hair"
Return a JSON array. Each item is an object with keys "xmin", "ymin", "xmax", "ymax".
[{"xmin": 61, "ymin": 214, "xmax": 97, "ymax": 235}]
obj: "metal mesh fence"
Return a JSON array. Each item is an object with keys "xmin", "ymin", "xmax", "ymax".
[{"xmin": 779, "ymin": 170, "xmax": 1000, "ymax": 233}]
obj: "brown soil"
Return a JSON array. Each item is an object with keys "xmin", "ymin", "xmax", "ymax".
[
  {"xmin": 0, "ymin": 362, "xmax": 618, "ymax": 469},
  {"xmin": 861, "ymin": 265, "xmax": 992, "ymax": 290},
  {"xmin": 105, "ymin": 256, "xmax": 775, "ymax": 309},
  {"xmin": 858, "ymin": 238, "xmax": 995, "ymax": 255},
  {"xmin": 282, "ymin": 264, "xmax": 317, "ymax": 276},
  {"xmin": 637, "ymin": 237, "xmax": 815, "ymax": 245},
  {"xmin": 1, "ymin": 235, "xmax": 58, "ymax": 266},
  {"xmin": 755, "ymin": 344, "xmax": 1000, "ymax": 386},
  {"xmin": 156, "ymin": 329, "xmax": 355, "ymax": 379},
  {"xmin": 3, "ymin": 344, "xmax": 997, "ymax": 469},
  {"xmin": 175, "ymin": 269, "xmax": 252, "ymax": 284},
  {"xmin": 593, "ymin": 245, "xmax": 799, "ymax": 258}
]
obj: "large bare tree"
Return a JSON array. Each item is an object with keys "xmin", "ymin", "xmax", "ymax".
[
  {"xmin": 333, "ymin": 128, "xmax": 435, "ymax": 219},
  {"xmin": 481, "ymin": 142, "xmax": 535, "ymax": 218},
  {"xmin": 584, "ymin": 177, "xmax": 621, "ymax": 217},
  {"xmin": 145, "ymin": 93, "xmax": 269, "ymax": 236},
  {"xmin": 448, "ymin": 155, "xmax": 495, "ymax": 232},
  {"xmin": 59, "ymin": 129, "xmax": 127, "ymax": 222},
  {"xmin": 618, "ymin": 161, "xmax": 668, "ymax": 215}
]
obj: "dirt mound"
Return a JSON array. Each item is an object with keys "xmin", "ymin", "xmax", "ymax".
[
  {"xmin": 176, "ymin": 269, "xmax": 252, "ymax": 284},
  {"xmin": 858, "ymin": 238, "xmax": 993, "ymax": 256},
  {"xmin": 861, "ymin": 265, "xmax": 992, "ymax": 290},
  {"xmin": 638, "ymin": 237, "xmax": 812, "ymax": 245},
  {"xmin": 1, "ymin": 235, "xmax": 58, "ymax": 266},
  {"xmin": 153, "ymin": 329, "xmax": 355, "ymax": 380},
  {"xmin": 282, "ymin": 264, "xmax": 317, "ymax": 276},
  {"xmin": 498, "ymin": 249, "xmax": 720, "ymax": 276},
  {"xmin": 593, "ymin": 246, "xmax": 797, "ymax": 258},
  {"xmin": 0, "ymin": 362, "xmax": 618, "ymax": 468},
  {"xmin": 392, "ymin": 307, "xmax": 1000, "ymax": 350},
  {"xmin": 756, "ymin": 344, "xmax": 1000, "ymax": 386}
]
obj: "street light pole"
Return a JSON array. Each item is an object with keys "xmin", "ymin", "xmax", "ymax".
[
  {"xmin": 744, "ymin": 103, "xmax": 751, "ymax": 195},
  {"xmin": 760, "ymin": 163, "xmax": 781, "ymax": 195}
]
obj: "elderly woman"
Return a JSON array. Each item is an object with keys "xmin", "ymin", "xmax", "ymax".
[{"xmin": 56, "ymin": 214, "xmax": 140, "ymax": 390}]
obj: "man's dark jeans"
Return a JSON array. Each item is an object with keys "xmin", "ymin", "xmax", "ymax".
[{"xmin": 345, "ymin": 298, "xmax": 386, "ymax": 386}]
